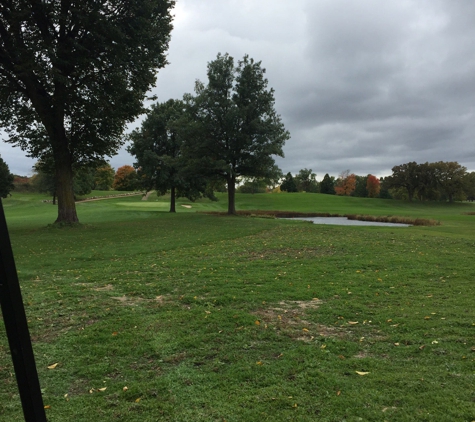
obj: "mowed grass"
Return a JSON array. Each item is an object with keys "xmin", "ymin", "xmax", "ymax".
[{"xmin": 1, "ymin": 192, "xmax": 475, "ymax": 421}]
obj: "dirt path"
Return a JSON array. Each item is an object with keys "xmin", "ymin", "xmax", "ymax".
[
  {"xmin": 76, "ymin": 192, "xmax": 144, "ymax": 203},
  {"xmin": 142, "ymin": 190, "xmax": 155, "ymax": 200}
]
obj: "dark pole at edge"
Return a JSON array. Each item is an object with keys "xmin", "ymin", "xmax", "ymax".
[{"xmin": 0, "ymin": 198, "xmax": 47, "ymax": 422}]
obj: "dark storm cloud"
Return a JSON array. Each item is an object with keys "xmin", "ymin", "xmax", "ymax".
[{"xmin": 1, "ymin": 0, "xmax": 474, "ymax": 178}]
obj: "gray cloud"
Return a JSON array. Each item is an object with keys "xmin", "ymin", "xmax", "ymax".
[{"xmin": 1, "ymin": 0, "xmax": 474, "ymax": 179}]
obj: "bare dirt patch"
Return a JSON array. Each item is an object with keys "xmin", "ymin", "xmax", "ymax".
[
  {"xmin": 93, "ymin": 284, "xmax": 114, "ymax": 292},
  {"xmin": 111, "ymin": 295, "xmax": 167, "ymax": 306},
  {"xmin": 252, "ymin": 299, "xmax": 344, "ymax": 342}
]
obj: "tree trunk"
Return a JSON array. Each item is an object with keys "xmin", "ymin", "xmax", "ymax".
[
  {"xmin": 54, "ymin": 148, "xmax": 79, "ymax": 224},
  {"xmin": 227, "ymin": 175, "xmax": 236, "ymax": 215},
  {"xmin": 170, "ymin": 186, "xmax": 176, "ymax": 213}
]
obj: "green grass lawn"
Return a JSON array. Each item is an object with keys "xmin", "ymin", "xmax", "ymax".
[{"xmin": 1, "ymin": 192, "xmax": 475, "ymax": 421}]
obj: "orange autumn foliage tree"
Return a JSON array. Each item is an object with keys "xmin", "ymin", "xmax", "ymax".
[
  {"xmin": 366, "ymin": 174, "xmax": 381, "ymax": 198},
  {"xmin": 335, "ymin": 170, "xmax": 356, "ymax": 196},
  {"xmin": 113, "ymin": 165, "xmax": 138, "ymax": 191}
]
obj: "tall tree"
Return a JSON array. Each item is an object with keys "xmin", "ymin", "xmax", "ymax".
[
  {"xmin": 335, "ymin": 170, "xmax": 356, "ymax": 196},
  {"xmin": 366, "ymin": 175, "xmax": 380, "ymax": 198},
  {"xmin": 463, "ymin": 172, "xmax": 475, "ymax": 201},
  {"xmin": 320, "ymin": 173, "xmax": 335, "ymax": 195},
  {"xmin": 294, "ymin": 168, "xmax": 318, "ymax": 192},
  {"xmin": 186, "ymin": 53, "xmax": 290, "ymax": 214},
  {"xmin": 280, "ymin": 172, "xmax": 298, "ymax": 192},
  {"xmin": 0, "ymin": 155, "xmax": 14, "ymax": 198},
  {"xmin": 386, "ymin": 162, "xmax": 420, "ymax": 202},
  {"xmin": 129, "ymin": 99, "xmax": 214, "ymax": 212},
  {"xmin": 432, "ymin": 161, "xmax": 467, "ymax": 203},
  {"xmin": 353, "ymin": 175, "xmax": 368, "ymax": 197},
  {"xmin": 0, "ymin": 1, "xmax": 175, "ymax": 223},
  {"xmin": 94, "ymin": 164, "xmax": 115, "ymax": 191},
  {"xmin": 113, "ymin": 165, "xmax": 138, "ymax": 191}
]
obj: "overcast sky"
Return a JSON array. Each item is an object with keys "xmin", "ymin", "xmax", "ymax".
[{"xmin": 1, "ymin": 0, "xmax": 474, "ymax": 179}]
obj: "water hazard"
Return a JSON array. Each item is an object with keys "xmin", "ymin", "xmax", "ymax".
[{"xmin": 287, "ymin": 217, "xmax": 411, "ymax": 227}]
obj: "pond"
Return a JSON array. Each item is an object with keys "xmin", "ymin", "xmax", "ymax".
[{"xmin": 287, "ymin": 217, "xmax": 411, "ymax": 227}]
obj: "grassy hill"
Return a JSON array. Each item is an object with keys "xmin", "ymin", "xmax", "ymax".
[{"xmin": 1, "ymin": 192, "xmax": 475, "ymax": 421}]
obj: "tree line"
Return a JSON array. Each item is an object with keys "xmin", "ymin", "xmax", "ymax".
[
  {"xmin": 277, "ymin": 161, "xmax": 475, "ymax": 202},
  {"xmin": 279, "ymin": 169, "xmax": 384, "ymax": 198},
  {"xmin": 384, "ymin": 161, "xmax": 475, "ymax": 202},
  {"xmin": 4, "ymin": 161, "xmax": 144, "ymax": 202}
]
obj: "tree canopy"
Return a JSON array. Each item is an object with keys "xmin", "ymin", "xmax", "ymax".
[
  {"xmin": 386, "ymin": 161, "xmax": 469, "ymax": 202},
  {"xmin": 128, "ymin": 99, "xmax": 215, "ymax": 212},
  {"xmin": 320, "ymin": 173, "xmax": 335, "ymax": 195},
  {"xmin": 294, "ymin": 168, "xmax": 318, "ymax": 193},
  {"xmin": 0, "ymin": 0, "xmax": 175, "ymax": 223},
  {"xmin": 185, "ymin": 53, "xmax": 290, "ymax": 214},
  {"xmin": 335, "ymin": 170, "xmax": 356, "ymax": 196},
  {"xmin": 280, "ymin": 172, "xmax": 298, "ymax": 192},
  {"xmin": 0, "ymin": 155, "xmax": 14, "ymax": 198},
  {"xmin": 113, "ymin": 165, "xmax": 138, "ymax": 191}
]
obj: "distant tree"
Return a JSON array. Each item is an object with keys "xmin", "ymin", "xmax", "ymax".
[
  {"xmin": 378, "ymin": 177, "xmax": 393, "ymax": 199},
  {"xmin": 366, "ymin": 175, "xmax": 381, "ymax": 198},
  {"xmin": 280, "ymin": 172, "xmax": 298, "ymax": 192},
  {"xmin": 295, "ymin": 168, "xmax": 318, "ymax": 192},
  {"xmin": 0, "ymin": 1, "xmax": 175, "ymax": 223},
  {"xmin": 73, "ymin": 167, "xmax": 95, "ymax": 197},
  {"xmin": 184, "ymin": 53, "xmax": 289, "ymax": 214},
  {"xmin": 31, "ymin": 166, "xmax": 57, "ymax": 202},
  {"xmin": 94, "ymin": 164, "xmax": 115, "ymax": 191},
  {"xmin": 463, "ymin": 172, "xmax": 475, "ymax": 201},
  {"xmin": 320, "ymin": 173, "xmax": 335, "ymax": 194},
  {"xmin": 353, "ymin": 175, "xmax": 368, "ymax": 197},
  {"xmin": 113, "ymin": 166, "xmax": 138, "ymax": 191},
  {"xmin": 386, "ymin": 162, "xmax": 420, "ymax": 202},
  {"xmin": 335, "ymin": 170, "xmax": 356, "ymax": 196},
  {"xmin": 238, "ymin": 178, "xmax": 268, "ymax": 194},
  {"xmin": 12, "ymin": 175, "xmax": 33, "ymax": 192},
  {"xmin": 432, "ymin": 161, "xmax": 467, "ymax": 203},
  {"xmin": 415, "ymin": 162, "xmax": 438, "ymax": 201},
  {"xmin": 0, "ymin": 156, "xmax": 14, "ymax": 198},
  {"xmin": 31, "ymin": 160, "xmax": 95, "ymax": 201}
]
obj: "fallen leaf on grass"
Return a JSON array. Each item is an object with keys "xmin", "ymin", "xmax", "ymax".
[
  {"xmin": 123, "ymin": 386, "xmax": 128, "ymax": 392},
  {"xmin": 302, "ymin": 328, "xmax": 309, "ymax": 332},
  {"xmin": 135, "ymin": 398, "xmax": 141, "ymax": 403},
  {"xmin": 255, "ymin": 320, "xmax": 260, "ymax": 325},
  {"xmin": 44, "ymin": 405, "xmax": 51, "ymax": 409},
  {"xmin": 348, "ymin": 321, "xmax": 358, "ymax": 325},
  {"xmin": 355, "ymin": 371, "xmax": 370, "ymax": 376},
  {"xmin": 98, "ymin": 387, "xmax": 107, "ymax": 392},
  {"xmin": 47, "ymin": 363, "xmax": 59, "ymax": 369}
]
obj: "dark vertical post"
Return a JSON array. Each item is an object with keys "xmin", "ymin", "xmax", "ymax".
[{"xmin": 0, "ymin": 199, "xmax": 47, "ymax": 422}]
